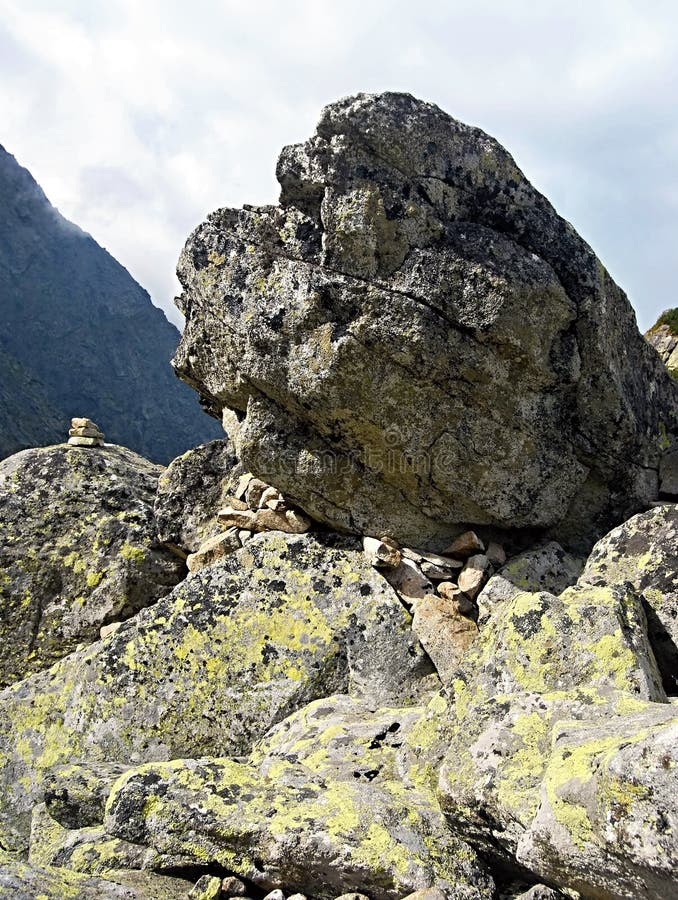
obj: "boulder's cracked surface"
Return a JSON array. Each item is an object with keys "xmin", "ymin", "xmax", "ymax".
[
  {"xmin": 173, "ymin": 91, "xmax": 678, "ymax": 549},
  {"xmin": 0, "ymin": 443, "xmax": 184, "ymax": 686},
  {"xmin": 578, "ymin": 503, "xmax": 678, "ymax": 694}
]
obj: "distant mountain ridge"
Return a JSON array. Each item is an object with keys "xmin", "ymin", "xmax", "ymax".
[{"xmin": 0, "ymin": 144, "xmax": 222, "ymax": 463}]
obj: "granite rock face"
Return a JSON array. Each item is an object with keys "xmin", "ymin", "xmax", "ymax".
[
  {"xmin": 0, "ymin": 443, "xmax": 184, "ymax": 686},
  {"xmin": 174, "ymin": 91, "xmax": 678, "ymax": 549},
  {"xmin": 579, "ymin": 504, "xmax": 678, "ymax": 694},
  {"xmin": 0, "ymin": 852, "xmax": 192, "ymax": 899},
  {"xmin": 104, "ymin": 696, "xmax": 494, "ymax": 900}
]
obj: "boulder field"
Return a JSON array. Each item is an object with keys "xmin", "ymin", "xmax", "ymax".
[{"xmin": 1, "ymin": 93, "xmax": 677, "ymax": 900}]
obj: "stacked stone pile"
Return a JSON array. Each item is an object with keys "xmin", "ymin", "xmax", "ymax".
[
  {"xmin": 67, "ymin": 416, "xmax": 104, "ymax": 447},
  {"xmin": 186, "ymin": 472, "xmax": 311, "ymax": 572},
  {"xmin": 363, "ymin": 531, "xmax": 505, "ymax": 682}
]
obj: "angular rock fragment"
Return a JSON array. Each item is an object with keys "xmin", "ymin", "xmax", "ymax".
[
  {"xmin": 381, "ymin": 557, "xmax": 433, "ymax": 604},
  {"xmin": 363, "ymin": 535, "xmax": 402, "ymax": 568},
  {"xmin": 186, "ymin": 528, "xmax": 241, "ymax": 572},
  {"xmin": 457, "ymin": 554, "xmax": 492, "ymax": 600},
  {"xmin": 444, "ymin": 532, "xmax": 485, "ymax": 559},
  {"xmin": 43, "ymin": 762, "xmax": 132, "ymax": 829},
  {"xmin": 68, "ymin": 417, "xmax": 105, "ymax": 447},
  {"xmin": 411, "ymin": 594, "xmax": 478, "ymax": 683},
  {"xmin": 439, "ymin": 575, "xmax": 667, "ymax": 866}
]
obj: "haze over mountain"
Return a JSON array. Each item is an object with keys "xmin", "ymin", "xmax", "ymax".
[{"xmin": 0, "ymin": 143, "xmax": 222, "ymax": 463}]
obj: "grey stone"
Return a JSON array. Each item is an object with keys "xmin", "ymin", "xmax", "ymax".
[
  {"xmin": 173, "ymin": 91, "xmax": 677, "ymax": 550},
  {"xmin": 0, "ymin": 854, "xmax": 190, "ymax": 899},
  {"xmin": 43, "ymin": 761, "xmax": 132, "ymax": 829},
  {"xmin": 578, "ymin": 504, "xmax": 678, "ymax": 694},
  {"xmin": 104, "ymin": 695, "xmax": 494, "ymax": 900},
  {"xmin": 517, "ymin": 709, "xmax": 678, "ymax": 899},
  {"xmin": 477, "ymin": 542, "xmax": 584, "ymax": 627},
  {"xmin": 154, "ymin": 438, "xmax": 239, "ymax": 555}
]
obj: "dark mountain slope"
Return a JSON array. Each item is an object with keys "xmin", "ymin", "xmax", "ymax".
[{"xmin": 0, "ymin": 144, "xmax": 221, "ymax": 463}]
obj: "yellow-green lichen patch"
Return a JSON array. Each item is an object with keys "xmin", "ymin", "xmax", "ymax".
[
  {"xmin": 494, "ymin": 710, "xmax": 552, "ymax": 822},
  {"xmin": 119, "ymin": 542, "xmax": 146, "ymax": 563},
  {"xmin": 105, "ymin": 750, "xmax": 481, "ymax": 898},
  {"xmin": 543, "ymin": 720, "xmax": 659, "ymax": 849}
]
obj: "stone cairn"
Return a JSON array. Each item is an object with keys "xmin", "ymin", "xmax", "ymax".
[
  {"xmin": 67, "ymin": 417, "xmax": 105, "ymax": 447},
  {"xmin": 363, "ymin": 530, "xmax": 505, "ymax": 683},
  {"xmin": 186, "ymin": 473, "xmax": 311, "ymax": 573}
]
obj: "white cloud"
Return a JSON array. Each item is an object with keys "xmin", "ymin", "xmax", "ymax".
[{"xmin": 0, "ymin": 0, "xmax": 677, "ymax": 329}]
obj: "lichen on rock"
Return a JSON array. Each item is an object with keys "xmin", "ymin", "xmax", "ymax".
[
  {"xmin": 0, "ymin": 531, "xmax": 434, "ymax": 852},
  {"xmin": 173, "ymin": 91, "xmax": 678, "ymax": 550},
  {"xmin": 0, "ymin": 442, "xmax": 184, "ymax": 686}
]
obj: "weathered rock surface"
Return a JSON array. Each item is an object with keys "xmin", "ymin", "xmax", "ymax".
[
  {"xmin": 173, "ymin": 91, "xmax": 678, "ymax": 549},
  {"xmin": 477, "ymin": 541, "xmax": 584, "ymax": 627},
  {"xmin": 578, "ymin": 504, "xmax": 678, "ymax": 694},
  {"xmin": 0, "ymin": 851, "xmax": 190, "ymax": 899},
  {"xmin": 517, "ymin": 708, "xmax": 678, "ymax": 899},
  {"xmin": 0, "ymin": 443, "xmax": 184, "ymax": 686},
  {"xmin": 645, "ymin": 311, "xmax": 678, "ymax": 374},
  {"xmin": 0, "ymin": 531, "xmax": 434, "ymax": 851},
  {"xmin": 437, "ymin": 551, "xmax": 677, "ymax": 898},
  {"xmin": 104, "ymin": 695, "xmax": 494, "ymax": 900},
  {"xmin": 154, "ymin": 438, "xmax": 239, "ymax": 555}
]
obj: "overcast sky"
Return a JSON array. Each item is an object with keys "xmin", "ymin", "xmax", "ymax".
[{"xmin": 1, "ymin": 0, "xmax": 676, "ymax": 331}]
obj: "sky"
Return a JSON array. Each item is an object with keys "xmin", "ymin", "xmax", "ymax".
[{"xmin": 0, "ymin": 1, "xmax": 677, "ymax": 331}]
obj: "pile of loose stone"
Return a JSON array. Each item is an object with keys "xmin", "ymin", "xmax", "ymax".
[
  {"xmin": 190, "ymin": 876, "xmax": 451, "ymax": 900},
  {"xmin": 67, "ymin": 416, "xmax": 105, "ymax": 447},
  {"xmin": 186, "ymin": 473, "xmax": 311, "ymax": 572},
  {"xmin": 363, "ymin": 531, "xmax": 506, "ymax": 682}
]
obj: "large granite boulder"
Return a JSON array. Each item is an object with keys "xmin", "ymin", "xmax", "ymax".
[
  {"xmin": 0, "ymin": 531, "xmax": 434, "ymax": 852},
  {"xmin": 0, "ymin": 443, "xmax": 184, "ymax": 686},
  {"xmin": 173, "ymin": 91, "xmax": 678, "ymax": 550}
]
